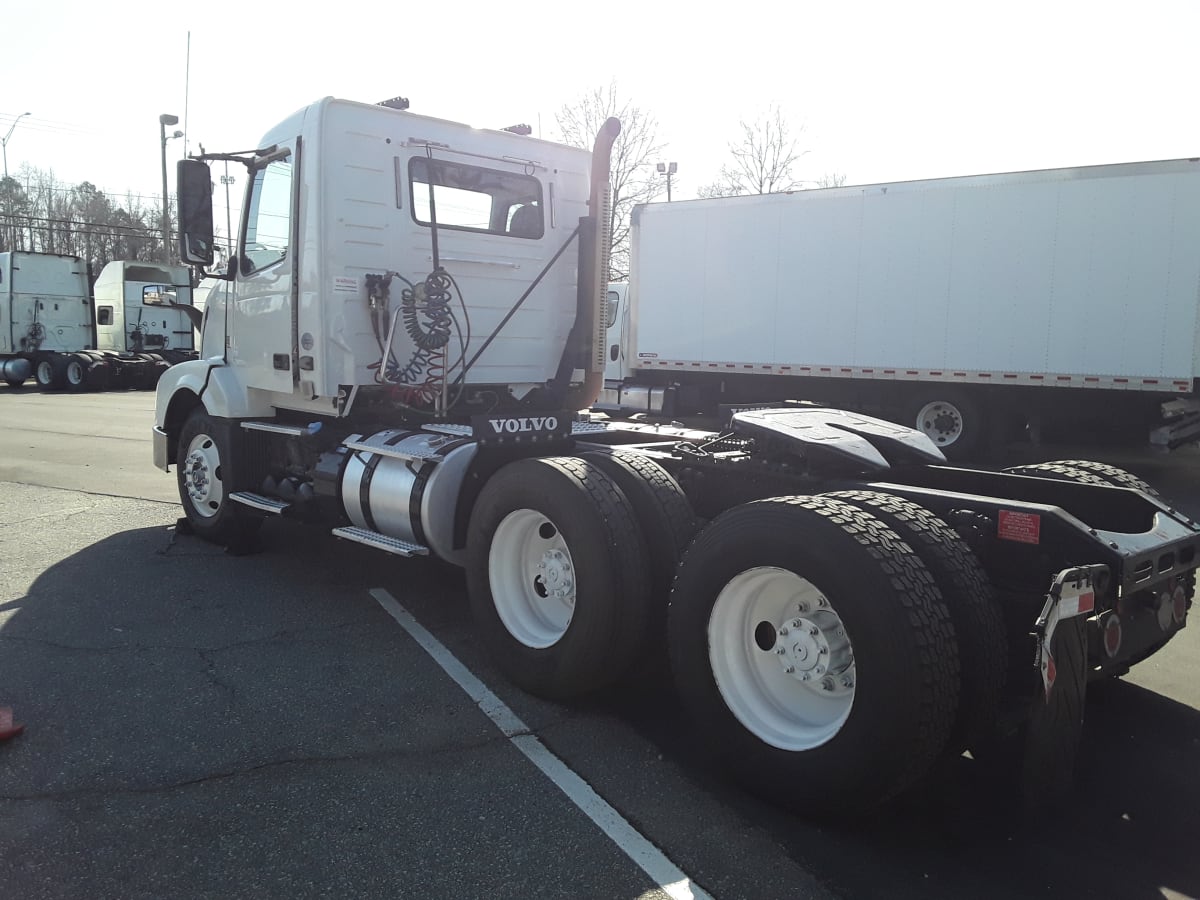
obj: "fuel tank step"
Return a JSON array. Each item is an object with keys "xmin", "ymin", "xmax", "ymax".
[{"xmin": 331, "ymin": 526, "xmax": 429, "ymax": 557}]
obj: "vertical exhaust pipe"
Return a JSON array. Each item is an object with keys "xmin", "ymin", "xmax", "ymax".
[{"xmin": 568, "ymin": 117, "xmax": 621, "ymax": 409}]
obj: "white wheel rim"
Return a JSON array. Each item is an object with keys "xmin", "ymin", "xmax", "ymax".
[
  {"xmin": 489, "ymin": 509, "xmax": 576, "ymax": 648},
  {"xmin": 915, "ymin": 400, "xmax": 964, "ymax": 446},
  {"xmin": 66, "ymin": 360, "xmax": 85, "ymax": 386},
  {"xmin": 37, "ymin": 360, "xmax": 53, "ymax": 384},
  {"xmin": 183, "ymin": 432, "xmax": 225, "ymax": 518},
  {"xmin": 708, "ymin": 566, "xmax": 855, "ymax": 751}
]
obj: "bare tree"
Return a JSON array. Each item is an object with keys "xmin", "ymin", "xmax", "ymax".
[
  {"xmin": 698, "ymin": 105, "xmax": 808, "ymax": 198},
  {"xmin": 556, "ymin": 82, "xmax": 666, "ymax": 280},
  {"xmin": 0, "ymin": 164, "xmax": 160, "ymax": 267},
  {"xmin": 815, "ymin": 173, "xmax": 848, "ymax": 188}
]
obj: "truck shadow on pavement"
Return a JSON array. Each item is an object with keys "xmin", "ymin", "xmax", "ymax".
[
  {"xmin": 613, "ymin": 649, "xmax": 1200, "ymax": 900},
  {"xmin": 2, "ymin": 515, "xmax": 1197, "ymax": 900}
]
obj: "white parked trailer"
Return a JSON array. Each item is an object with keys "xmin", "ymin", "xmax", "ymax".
[{"xmin": 601, "ymin": 159, "xmax": 1200, "ymax": 454}]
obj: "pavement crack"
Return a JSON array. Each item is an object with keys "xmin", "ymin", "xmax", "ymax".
[
  {"xmin": 0, "ymin": 737, "xmax": 508, "ymax": 803},
  {"xmin": 0, "ymin": 621, "xmax": 376, "ymax": 655}
]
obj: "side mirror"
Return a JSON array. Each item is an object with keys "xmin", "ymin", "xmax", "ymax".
[{"xmin": 177, "ymin": 159, "xmax": 215, "ymax": 267}]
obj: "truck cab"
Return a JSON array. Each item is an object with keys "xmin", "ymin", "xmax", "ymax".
[
  {"xmin": 159, "ymin": 97, "xmax": 610, "ymax": 426},
  {"xmin": 92, "ymin": 261, "xmax": 195, "ymax": 358}
]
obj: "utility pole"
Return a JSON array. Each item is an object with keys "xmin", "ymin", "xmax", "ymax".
[{"xmin": 2, "ymin": 112, "xmax": 31, "ymax": 180}]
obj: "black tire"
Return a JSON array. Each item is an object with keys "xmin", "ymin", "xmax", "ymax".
[
  {"xmin": 63, "ymin": 353, "xmax": 90, "ymax": 392},
  {"xmin": 34, "ymin": 355, "xmax": 66, "ymax": 391},
  {"xmin": 466, "ymin": 457, "xmax": 652, "ymax": 699},
  {"xmin": 84, "ymin": 356, "xmax": 113, "ymax": 391},
  {"xmin": 138, "ymin": 359, "xmax": 170, "ymax": 390},
  {"xmin": 1025, "ymin": 459, "xmax": 1159, "ymax": 496},
  {"xmin": 667, "ymin": 495, "xmax": 960, "ymax": 814},
  {"xmin": 822, "ymin": 490, "xmax": 1007, "ymax": 756},
  {"xmin": 903, "ymin": 388, "xmax": 983, "ymax": 460},
  {"xmin": 1002, "ymin": 462, "xmax": 1110, "ymax": 486},
  {"xmin": 579, "ymin": 449, "xmax": 697, "ymax": 618},
  {"xmin": 176, "ymin": 409, "xmax": 261, "ymax": 546}
]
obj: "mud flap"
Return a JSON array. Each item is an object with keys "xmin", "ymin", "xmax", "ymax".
[{"xmin": 1019, "ymin": 565, "xmax": 1104, "ymax": 809}]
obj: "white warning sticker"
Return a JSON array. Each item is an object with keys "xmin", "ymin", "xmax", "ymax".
[{"xmin": 334, "ymin": 276, "xmax": 360, "ymax": 294}]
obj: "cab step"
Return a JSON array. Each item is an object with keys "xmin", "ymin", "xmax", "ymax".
[
  {"xmin": 230, "ymin": 492, "xmax": 292, "ymax": 514},
  {"xmin": 331, "ymin": 526, "xmax": 429, "ymax": 557}
]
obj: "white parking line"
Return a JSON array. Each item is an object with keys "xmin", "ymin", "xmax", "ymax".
[{"xmin": 370, "ymin": 588, "xmax": 713, "ymax": 900}]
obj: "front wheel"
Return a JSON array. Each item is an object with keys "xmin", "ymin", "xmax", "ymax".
[
  {"xmin": 176, "ymin": 409, "xmax": 260, "ymax": 545},
  {"xmin": 667, "ymin": 496, "xmax": 960, "ymax": 814}
]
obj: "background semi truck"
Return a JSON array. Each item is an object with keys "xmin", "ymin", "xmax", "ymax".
[
  {"xmin": 596, "ymin": 162, "xmax": 1200, "ymax": 457},
  {"xmin": 0, "ymin": 251, "xmax": 197, "ymax": 390},
  {"xmin": 154, "ymin": 96, "xmax": 1195, "ymax": 814}
]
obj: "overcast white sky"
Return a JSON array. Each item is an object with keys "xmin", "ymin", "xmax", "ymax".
[{"xmin": 3, "ymin": 0, "xmax": 1197, "ymax": 227}]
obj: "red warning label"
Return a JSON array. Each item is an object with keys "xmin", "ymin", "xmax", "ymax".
[{"xmin": 998, "ymin": 509, "xmax": 1041, "ymax": 544}]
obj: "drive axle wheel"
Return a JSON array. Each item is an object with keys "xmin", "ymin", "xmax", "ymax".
[
  {"xmin": 668, "ymin": 495, "xmax": 960, "ymax": 814},
  {"xmin": 466, "ymin": 457, "xmax": 651, "ymax": 699},
  {"xmin": 176, "ymin": 409, "xmax": 260, "ymax": 546},
  {"xmin": 64, "ymin": 354, "xmax": 90, "ymax": 392},
  {"xmin": 822, "ymin": 490, "xmax": 1006, "ymax": 757},
  {"xmin": 35, "ymin": 356, "xmax": 67, "ymax": 391},
  {"xmin": 708, "ymin": 567, "xmax": 857, "ymax": 751}
]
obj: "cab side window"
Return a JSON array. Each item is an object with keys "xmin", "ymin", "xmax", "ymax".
[
  {"xmin": 242, "ymin": 160, "xmax": 292, "ymax": 274},
  {"xmin": 409, "ymin": 157, "xmax": 543, "ymax": 239}
]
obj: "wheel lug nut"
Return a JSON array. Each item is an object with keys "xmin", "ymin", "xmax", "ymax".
[{"xmin": 784, "ymin": 665, "xmax": 795, "ymax": 674}]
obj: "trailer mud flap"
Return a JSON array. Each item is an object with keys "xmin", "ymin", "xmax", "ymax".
[{"xmin": 1020, "ymin": 565, "xmax": 1105, "ymax": 809}]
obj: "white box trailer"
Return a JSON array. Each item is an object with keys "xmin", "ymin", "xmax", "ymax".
[{"xmin": 601, "ymin": 159, "xmax": 1200, "ymax": 455}]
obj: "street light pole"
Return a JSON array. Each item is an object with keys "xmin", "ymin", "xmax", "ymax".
[
  {"xmin": 2, "ymin": 112, "xmax": 32, "ymax": 180},
  {"xmin": 159, "ymin": 113, "xmax": 181, "ymax": 262},
  {"xmin": 656, "ymin": 161, "xmax": 678, "ymax": 202}
]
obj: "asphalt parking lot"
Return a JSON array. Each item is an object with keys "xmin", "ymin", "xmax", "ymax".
[{"xmin": 2, "ymin": 389, "xmax": 1199, "ymax": 899}]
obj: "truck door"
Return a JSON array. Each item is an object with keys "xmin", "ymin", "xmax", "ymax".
[
  {"xmin": 602, "ymin": 283, "xmax": 628, "ymax": 383},
  {"xmin": 229, "ymin": 149, "xmax": 296, "ymax": 393}
]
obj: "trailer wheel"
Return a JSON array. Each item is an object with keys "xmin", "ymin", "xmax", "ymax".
[
  {"xmin": 579, "ymin": 449, "xmax": 697, "ymax": 624},
  {"xmin": 177, "ymin": 409, "xmax": 261, "ymax": 546},
  {"xmin": 35, "ymin": 356, "xmax": 66, "ymax": 391},
  {"xmin": 905, "ymin": 390, "xmax": 981, "ymax": 459},
  {"xmin": 63, "ymin": 354, "xmax": 90, "ymax": 392},
  {"xmin": 1008, "ymin": 460, "xmax": 1159, "ymax": 496},
  {"xmin": 466, "ymin": 457, "xmax": 652, "ymax": 699},
  {"xmin": 667, "ymin": 496, "xmax": 960, "ymax": 813},
  {"xmin": 822, "ymin": 490, "xmax": 1006, "ymax": 757}
]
